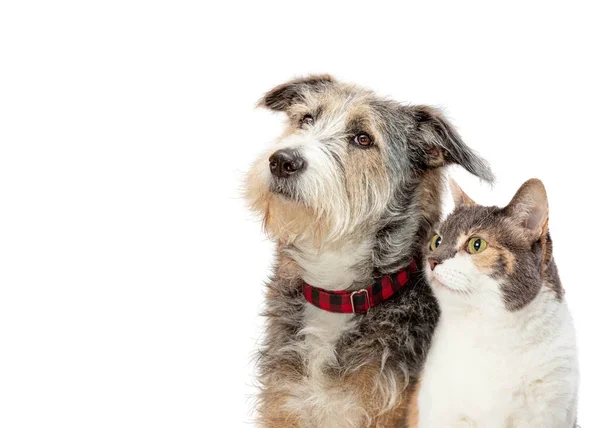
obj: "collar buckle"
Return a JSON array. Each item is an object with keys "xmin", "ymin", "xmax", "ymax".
[{"xmin": 350, "ymin": 289, "xmax": 370, "ymax": 314}]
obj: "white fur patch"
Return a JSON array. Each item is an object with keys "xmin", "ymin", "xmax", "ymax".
[
  {"xmin": 290, "ymin": 240, "xmax": 372, "ymax": 290},
  {"xmin": 281, "ymin": 242, "xmax": 391, "ymax": 427},
  {"xmin": 419, "ymin": 269, "xmax": 579, "ymax": 427},
  {"xmin": 426, "ymin": 253, "xmax": 507, "ymax": 315},
  {"xmin": 285, "ymin": 305, "xmax": 363, "ymax": 427}
]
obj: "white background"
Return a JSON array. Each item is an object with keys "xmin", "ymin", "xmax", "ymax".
[{"xmin": 1, "ymin": 1, "xmax": 598, "ymax": 427}]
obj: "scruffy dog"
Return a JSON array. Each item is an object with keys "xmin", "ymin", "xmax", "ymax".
[{"xmin": 245, "ymin": 75, "xmax": 494, "ymax": 428}]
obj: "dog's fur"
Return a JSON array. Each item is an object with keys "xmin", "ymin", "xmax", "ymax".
[{"xmin": 245, "ymin": 75, "xmax": 493, "ymax": 427}]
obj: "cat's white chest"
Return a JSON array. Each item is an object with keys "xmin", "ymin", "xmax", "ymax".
[
  {"xmin": 418, "ymin": 292, "xmax": 578, "ymax": 428},
  {"xmin": 419, "ymin": 316, "xmax": 524, "ymax": 425}
]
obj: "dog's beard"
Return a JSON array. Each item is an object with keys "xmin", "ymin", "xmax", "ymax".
[
  {"xmin": 268, "ymin": 177, "xmax": 300, "ymax": 201},
  {"xmin": 245, "ymin": 170, "xmax": 390, "ymax": 248},
  {"xmin": 245, "ymin": 136, "xmax": 391, "ymax": 247},
  {"xmin": 246, "ymin": 174, "xmax": 335, "ymax": 246}
]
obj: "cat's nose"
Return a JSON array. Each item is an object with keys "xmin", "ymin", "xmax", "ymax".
[{"xmin": 428, "ymin": 259, "xmax": 440, "ymax": 270}]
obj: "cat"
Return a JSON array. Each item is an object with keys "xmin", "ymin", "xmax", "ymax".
[{"xmin": 417, "ymin": 178, "xmax": 579, "ymax": 428}]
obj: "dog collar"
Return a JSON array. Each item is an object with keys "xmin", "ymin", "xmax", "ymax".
[{"xmin": 302, "ymin": 260, "xmax": 417, "ymax": 314}]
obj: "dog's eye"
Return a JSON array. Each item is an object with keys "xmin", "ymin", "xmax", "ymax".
[
  {"xmin": 301, "ymin": 114, "xmax": 314, "ymax": 126},
  {"xmin": 352, "ymin": 133, "xmax": 373, "ymax": 147}
]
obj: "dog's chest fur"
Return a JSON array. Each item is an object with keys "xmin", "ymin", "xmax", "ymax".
[
  {"xmin": 282, "ymin": 305, "xmax": 409, "ymax": 428},
  {"xmin": 287, "ymin": 306, "xmax": 362, "ymax": 427},
  {"xmin": 256, "ymin": 247, "xmax": 439, "ymax": 428},
  {"xmin": 285, "ymin": 243, "xmax": 380, "ymax": 427}
]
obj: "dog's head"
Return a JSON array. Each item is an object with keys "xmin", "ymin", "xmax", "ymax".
[{"xmin": 245, "ymin": 75, "xmax": 493, "ymax": 249}]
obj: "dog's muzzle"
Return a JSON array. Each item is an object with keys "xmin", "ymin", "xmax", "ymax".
[{"xmin": 269, "ymin": 149, "xmax": 306, "ymax": 178}]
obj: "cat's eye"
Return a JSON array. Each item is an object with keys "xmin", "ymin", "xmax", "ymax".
[
  {"xmin": 430, "ymin": 234, "xmax": 442, "ymax": 250},
  {"xmin": 467, "ymin": 237, "xmax": 487, "ymax": 254},
  {"xmin": 301, "ymin": 114, "xmax": 314, "ymax": 126}
]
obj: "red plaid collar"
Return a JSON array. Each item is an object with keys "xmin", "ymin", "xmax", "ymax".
[{"xmin": 302, "ymin": 260, "xmax": 418, "ymax": 314}]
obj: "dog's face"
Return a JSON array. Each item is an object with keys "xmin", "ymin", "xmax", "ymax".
[{"xmin": 245, "ymin": 75, "xmax": 493, "ymax": 247}]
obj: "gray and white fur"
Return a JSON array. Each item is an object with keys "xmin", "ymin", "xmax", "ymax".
[{"xmin": 244, "ymin": 75, "xmax": 493, "ymax": 428}]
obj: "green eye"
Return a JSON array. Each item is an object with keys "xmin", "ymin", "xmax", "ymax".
[
  {"xmin": 430, "ymin": 234, "xmax": 442, "ymax": 251},
  {"xmin": 467, "ymin": 237, "xmax": 487, "ymax": 254}
]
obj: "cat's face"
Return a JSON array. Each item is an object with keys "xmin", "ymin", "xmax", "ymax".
[{"xmin": 424, "ymin": 179, "xmax": 560, "ymax": 313}]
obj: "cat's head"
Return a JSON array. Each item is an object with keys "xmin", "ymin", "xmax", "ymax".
[{"xmin": 425, "ymin": 178, "xmax": 562, "ymax": 313}]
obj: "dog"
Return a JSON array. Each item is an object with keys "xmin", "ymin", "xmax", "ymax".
[{"xmin": 245, "ymin": 75, "xmax": 494, "ymax": 427}]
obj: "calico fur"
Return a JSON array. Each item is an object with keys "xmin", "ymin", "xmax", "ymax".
[{"xmin": 419, "ymin": 179, "xmax": 579, "ymax": 427}]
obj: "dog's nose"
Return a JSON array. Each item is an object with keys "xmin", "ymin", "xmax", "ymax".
[
  {"xmin": 428, "ymin": 259, "xmax": 440, "ymax": 270},
  {"xmin": 269, "ymin": 149, "xmax": 306, "ymax": 178}
]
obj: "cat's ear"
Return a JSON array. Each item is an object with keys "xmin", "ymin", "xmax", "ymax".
[
  {"xmin": 409, "ymin": 106, "xmax": 495, "ymax": 183},
  {"xmin": 449, "ymin": 178, "xmax": 476, "ymax": 208},
  {"xmin": 258, "ymin": 74, "xmax": 336, "ymax": 112},
  {"xmin": 505, "ymin": 178, "xmax": 549, "ymax": 239}
]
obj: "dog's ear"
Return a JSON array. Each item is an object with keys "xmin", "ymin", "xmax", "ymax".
[
  {"xmin": 258, "ymin": 74, "xmax": 336, "ymax": 112},
  {"xmin": 409, "ymin": 106, "xmax": 494, "ymax": 183}
]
